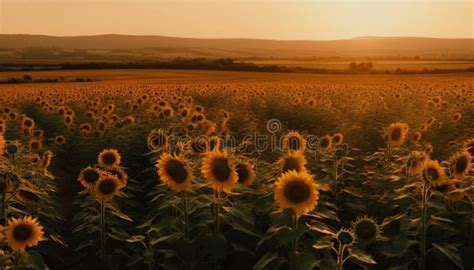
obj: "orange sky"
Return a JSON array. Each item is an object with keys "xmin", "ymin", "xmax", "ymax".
[{"xmin": 0, "ymin": 0, "xmax": 472, "ymax": 40}]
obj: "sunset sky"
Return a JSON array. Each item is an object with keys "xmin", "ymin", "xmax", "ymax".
[{"xmin": 0, "ymin": 0, "xmax": 472, "ymax": 40}]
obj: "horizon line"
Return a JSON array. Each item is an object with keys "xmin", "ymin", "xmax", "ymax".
[{"xmin": 1, "ymin": 33, "xmax": 473, "ymax": 42}]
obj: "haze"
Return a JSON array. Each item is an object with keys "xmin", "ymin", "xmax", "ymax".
[{"xmin": 0, "ymin": 0, "xmax": 473, "ymax": 40}]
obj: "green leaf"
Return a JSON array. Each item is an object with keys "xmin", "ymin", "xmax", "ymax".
[
  {"xmin": 349, "ymin": 247, "xmax": 377, "ymax": 264},
  {"xmin": 23, "ymin": 251, "xmax": 47, "ymax": 270},
  {"xmin": 431, "ymin": 243, "xmax": 464, "ymax": 270},
  {"xmin": 127, "ymin": 235, "xmax": 146, "ymax": 243}
]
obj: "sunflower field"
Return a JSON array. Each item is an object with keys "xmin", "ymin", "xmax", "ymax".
[{"xmin": 0, "ymin": 74, "xmax": 473, "ymax": 270}]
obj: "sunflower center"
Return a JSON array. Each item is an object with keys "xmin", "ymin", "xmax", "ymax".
[
  {"xmin": 102, "ymin": 153, "xmax": 116, "ymax": 166},
  {"xmin": 165, "ymin": 159, "xmax": 188, "ymax": 184},
  {"xmin": 355, "ymin": 220, "xmax": 377, "ymax": 241},
  {"xmin": 283, "ymin": 180, "xmax": 310, "ymax": 203},
  {"xmin": 13, "ymin": 224, "xmax": 33, "ymax": 241},
  {"xmin": 390, "ymin": 128, "xmax": 402, "ymax": 141},
  {"xmin": 426, "ymin": 167, "xmax": 439, "ymax": 181},
  {"xmin": 83, "ymin": 169, "xmax": 100, "ymax": 184},
  {"xmin": 282, "ymin": 157, "xmax": 301, "ymax": 173},
  {"xmin": 455, "ymin": 156, "xmax": 468, "ymax": 173},
  {"xmin": 211, "ymin": 158, "xmax": 231, "ymax": 182},
  {"xmin": 98, "ymin": 179, "xmax": 117, "ymax": 195},
  {"xmin": 236, "ymin": 164, "xmax": 249, "ymax": 183}
]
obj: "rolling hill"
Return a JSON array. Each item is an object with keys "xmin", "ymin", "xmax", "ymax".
[{"xmin": 0, "ymin": 34, "xmax": 472, "ymax": 61}]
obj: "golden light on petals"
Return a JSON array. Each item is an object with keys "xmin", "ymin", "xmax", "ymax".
[
  {"xmin": 156, "ymin": 153, "xmax": 193, "ymax": 192},
  {"xmin": 6, "ymin": 216, "xmax": 44, "ymax": 253},
  {"xmin": 98, "ymin": 149, "xmax": 122, "ymax": 168},
  {"xmin": 94, "ymin": 175, "xmax": 121, "ymax": 201},
  {"xmin": 274, "ymin": 170, "xmax": 319, "ymax": 216},
  {"xmin": 387, "ymin": 122, "xmax": 409, "ymax": 147},
  {"xmin": 201, "ymin": 150, "xmax": 238, "ymax": 193}
]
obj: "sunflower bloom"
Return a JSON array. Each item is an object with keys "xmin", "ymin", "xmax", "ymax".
[
  {"xmin": 236, "ymin": 160, "xmax": 256, "ymax": 186},
  {"xmin": 278, "ymin": 151, "xmax": 307, "ymax": 175},
  {"xmin": 78, "ymin": 166, "xmax": 103, "ymax": 189},
  {"xmin": 6, "ymin": 216, "xmax": 44, "ymax": 253},
  {"xmin": 449, "ymin": 151, "xmax": 472, "ymax": 180},
  {"xmin": 156, "ymin": 153, "xmax": 193, "ymax": 192},
  {"xmin": 97, "ymin": 149, "xmax": 122, "ymax": 168},
  {"xmin": 387, "ymin": 122, "xmax": 409, "ymax": 147},
  {"xmin": 94, "ymin": 175, "xmax": 121, "ymax": 201},
  {"xmin": 423, "ymin": 160, "xmax": 447, "ymax": 187},
  {"xmin": 407, "ymin": 151, "xmax": 428, "ymax": 175},
  {"xmin": 274, "ymin": 171, "xmax": 319, "ymax": 216},
  {"xmin": 201, "ymin": 151, "xmax": 238, "ymax": 193},
  {"xmin": 352, "ymin": 216, "xmax": 381, "ymax": 244}
]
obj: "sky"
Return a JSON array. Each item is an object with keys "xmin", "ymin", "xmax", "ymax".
[{"xmin": 0, "ymin": 0, "xmax": 472, "ymax": 40}]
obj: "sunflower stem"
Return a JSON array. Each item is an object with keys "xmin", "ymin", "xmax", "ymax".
[
  {"xmin": 333, "ymin": 157, "xmax": 339, "ymax": 206},
  {"xmin": 290, "ymin": 214, "xmax": 298, "ymax": 270},
  {"xmin": 214, "ymin": 191, "xmax": 220, "ymax": 234},
  {"xmin": 182, "ymin": 191, "xmax": 189, "ymax": 241},
  {"xmin": 420, "ymin": 181, "xmax": 428, "ymax": 270},
  {"xmin": 385, "ymin": 142, "xmax": 392, "ymax": 172},
  {"xmin": 100, "ymin": 198, "xmax": 106, "ymax": 268},
  {"xmin": 336, "ymin": 241, "xmax": 344, "ymax": 270},
  {"xmin": 182, "ymin": 191, "xmax": 190, "ymax": 270}
]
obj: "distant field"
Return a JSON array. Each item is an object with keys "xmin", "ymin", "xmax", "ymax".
[
  {"xmin": 239, "ymin": 59, "xmax": 474, "ymax": 71},
  {"xmin": 1, "ymin": 69, "xmax": 474, "ymax": 84}
]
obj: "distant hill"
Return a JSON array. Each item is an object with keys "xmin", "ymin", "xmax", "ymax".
[{"xmin": 0, "ymin": 34, "xmax": 472, "ymax": 60}]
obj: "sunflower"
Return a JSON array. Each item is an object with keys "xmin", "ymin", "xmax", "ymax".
[
  {"xmin": 387, "ymin": 122, "xmax": 409, "ymax": 147},
  {"xmin": 449, "ymin": 151, "xmax": 472, "ymax": 180},
  {"xmin": 6, "ymin": 216, "xmax": 44, "ymax": 253},
  {"xmin": 331, "ymin": 133, "xmax": 344, "ymax": 145},
  {"xmin": 318, "ymin": 135, "xmax": 332, "ymax": 151},
  {"xmin": 156, "ymin": 153, "xmax": 193, "ymax": 192},
  {"xmin": 336, "ymin": 228, "xmax": 354, "ymax": 245},
  {"xmin": 422, "ymin": 160, "xmax": 447, "ymax": 187},
  {"xmin": 274, "ymin": 171, "xmax": 319, "ymax": 216},
  {"xmin": 236, "ymin": 160, "xmax": 256, "ymax": 186},
  {"xmin": 78, "ymin": 166, "xmax": 103, "ymax": 189},
  {"xmin": 98, "ymin": 149, "xmax": 121, "ymax": 168},
  {"xmin": 201, "ymin": 151, "xmax": 238, "ymax": 193},
  {"xmin": 282, "ymin": 131, "xmax": 306, "ymax": 152},
  {"xmin": 21, "ymin": 117, "xmax": 35, "ymax": 130},
  {"xmin": 352, "ymin": 216, "xmax": 381, "ymax": 244},
  {"xmin": 94, "ymin": 175, "xmax": 121, "ymax": 202},
  {"xmin": 54, "ymin": 135, "xmax": 66, "ymax": 146},
  {"xmin": 407, "ymin": 151, "xmax": 427, "ymax": 175},
  {"xmin": 28, "ymin": 139, "xmax": 43, "ymax": 152},
  {"xmin": 16, "ymin": 180, "xmax": 40, "ymax": 205},
  {"xmin": 463, "ymin": 138, "xmax": 474, "ymax": 157},
  {"xmin": 106, "ymin": 166, "xmax": 128, "ymax": 189},
  {"xmin": 278, "ymin": 151, "xmax": 307, "ymax": 174}
]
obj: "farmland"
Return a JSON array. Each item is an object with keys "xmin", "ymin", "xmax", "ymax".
[{"xmin": 0, "ymin": 70, "xmax": 473, "ymax": 269}]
